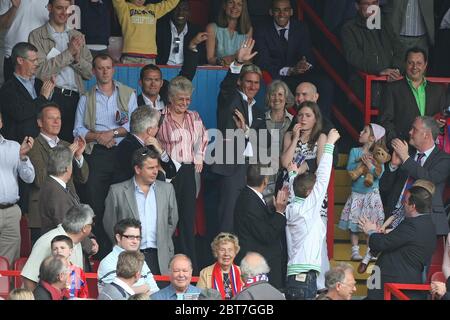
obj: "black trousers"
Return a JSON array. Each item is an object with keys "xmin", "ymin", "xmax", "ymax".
[
  {"xmin": 141, "ymin": 248, "xmax": 161, "ymax": 275},
  {"xmin": 84, "ymin": 145, "xmax": 117, "ymax": 260},
  {"xmin": 3, "ymin": 56, "xmax": 13, "ymax": 83},
  {"xmin": 171, "ymin": 164, "xmax": 198, "ymax": 274},
  {"xmin": 51, "ymin": 89, "xmax": 80, "ymax": 143}
]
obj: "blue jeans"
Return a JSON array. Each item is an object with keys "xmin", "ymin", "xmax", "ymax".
[{"xmin": 285, "ymin": 270, "xmax": 318, "ymax": 300}]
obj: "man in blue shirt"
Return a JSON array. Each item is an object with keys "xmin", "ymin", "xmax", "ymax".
[{"xmin": 151, "ymin": 254, "xmax": 201, "ymax": 300}]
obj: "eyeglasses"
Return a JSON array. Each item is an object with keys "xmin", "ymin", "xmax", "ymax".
[
  {"xmin": 121, "ymin": 234, "xmax": 142, "ymax": 241},
  {"xmin": 173, "ymin": 37, "xmax": 181, "ymax": 54}
]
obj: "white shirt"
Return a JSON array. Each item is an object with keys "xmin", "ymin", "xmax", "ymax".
[
  {"xmin": 142, "ymin": 94, "xmax": 165, "ymax": 111},
  {"xmin": 40, "ymin": 133, "xmax": 84, "ymax": 168},
  {"xmin": 167, "ymin": 21, "xmax": 188, "ymax": 65},
  {"xmin": 49, "ymin": 175, "xmax": 67, "ymax": 189},
  {"xmin": 0, "ymin": 0, "xmax": 48, "ymax": 57},
  {"xmin": 248, "ymin": 186, "xmax": 266, "ymax": 205}
]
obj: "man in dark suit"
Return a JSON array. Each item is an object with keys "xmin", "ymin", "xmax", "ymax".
[
  {"xmin": 379, "ymin": 47, "xmax": 446, "ymax": 145},
  {"xmin": 253, "ymin": 0, "xmax": 333, "ymax": 116},
  {"xmin": 137, "ymin": 34, "xmax": 206, "ymax": 109},
  {"xmin": 156, "ymin": 0, "xmax": 206, "ymax": 65},
  {"xmin": 360, "ymin": 184, "xmax": 437, "ymax": 300},
  {"xmin": 104, "ymin": 148, "xmax": 178, "ymax": 275},
  {"xmin": 210, "ymin": 39, "xmax": 268, "ymax": 233},
  {"xmin": 234, "ymin": 164, "xmax": 288, "ymax": 290},
  {"xmin": 27, "ymin": 103, "xmax": 88, "ymax": 242},
  {"xmin": 113, "ymin": 106, "xmax": 176, "ymax": 184},
  {"xmin": 0, "ymin": 42, "xmax": 53, "ymax": 143},
  {"xmin": 381, "ymin": 116, "xmax": 450, "ymax": 236}
]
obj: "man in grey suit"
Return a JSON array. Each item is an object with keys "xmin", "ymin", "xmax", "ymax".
[{"xmin": 104, "ymin": 147, "xmax": 178, "ymax": 275}]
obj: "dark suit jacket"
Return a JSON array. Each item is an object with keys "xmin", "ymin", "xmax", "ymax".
[
  {"xmin": 27, "ymin": 134, "xmax": 89, "ymax": 229},
  {"xmin": 0, "ymin": 76, "xmax": 49, "ymax": 142},
  {"xmin": 254, "ymin": 18, "xmax": 314, "ymax": 78},
  {"xmin": 211, "ymin": 70, "xmax": 268, "ymax": 176},
  {"xmin": 381, "ymin": 146, "xmax": 450, "ymax": 235},
  {"xmin": 113, "ymin": 133, "xmax": 177, "ymax": 184},
  {"xmin": 39, "ymin": 177, "xmax": 80, "ymax": 234},
  {"xmin": 367, "ymin": 214, "xmax": 436, "ymax": 300},
  {"xmin": 156, "ymin": 19, "xmax": 205, "ymax": 65},
  {"xmin": 234, "ymin": 186, "xmax": 286, "ymax": 290},
  {"xmin": 136, "ymin": 47, "xmax": 200, "ymax": 106},
  {"xmin": 379, "ymin": 79, "xmax": 446, "ymax": 144}
]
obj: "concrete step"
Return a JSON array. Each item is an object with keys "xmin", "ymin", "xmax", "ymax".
[
  {"xmin": 334, "ymin": 185, "xmax": 352, "ymax": 203},
  {"xmin": 334, "ymin": 170, "xmax": 352, "ymax": 186},
  {"xmin": 334, "ymin": 204, "xmax": 345, "ymax": 223}
]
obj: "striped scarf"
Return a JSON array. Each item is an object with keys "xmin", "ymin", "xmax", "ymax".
[{"xmin": 211, "ymin": 263, "xmax": 242, "ymax": 299}]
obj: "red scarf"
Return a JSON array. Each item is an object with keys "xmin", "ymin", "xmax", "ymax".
[
  {"xmin": 40, "ymin": 281, "xmax": 66, "ymax": 300},
  {"xmin": 211, "ymin": 263, "xmax": 243, "ymax": 299}
]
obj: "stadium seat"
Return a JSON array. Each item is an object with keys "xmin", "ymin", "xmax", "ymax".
[
  {"xmin": 0, "ymin": 256, "xmax": 10, "ymax": 299},
  {"xmin": 13, "ymin": 257, "xmax": 28, "ymax": 289}
]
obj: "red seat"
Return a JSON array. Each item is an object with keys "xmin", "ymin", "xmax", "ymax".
[
  {"xmin": 13, "ymin": 257, "xmax": 28, "ymax": 289},
  {"xmin": 0, "ymin": 256, "xmax": 10, "ymax": 299}
]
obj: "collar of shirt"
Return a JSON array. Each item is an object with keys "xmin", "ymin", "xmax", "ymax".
[
  {"xmin": 274, "ymin": 21, "xmax": 290, "ymax": 33},
  {"xmin": 170, "ymin": 20, "xmax": 188, "ymax": 38},
  {"xmin": 0, "ymin": 135, "xmax": 5, "ymax": 144},
  {"xmin": 112, "ymin": 278, "xmax": 135, "ymax": 296},
  {"xmin": 14, "ymin": 73, "xmax": 36, "ymax": 84},
  {"xmin": 143, "ymin": 94, "xmax": 164, "ymax": 111},
  {"xmin": 265, "ymin": 110, "xmax": 293, "ymax": 121},
  {"xmin": 47, "ymin": 22, "xmax": 69, "ymax": 36},
  {"xmin": 96, "ymin": 81, "xmax": 121, "ymax": 94},
  {"xmin": 238, "ymin": 91, "xmax": 256, "ymax": 108},
  {"xmin": 133, "ymin": 134, "xmax": 145, "ymax": 146},
  {"xmin": 50, "ymin": 175, "xmax": 67, "ymax": 189},
  {"xmin": 248, "ymin": 186, "xmax": 265, "ymax": 204},
  {"xmin": 40, "ymin": 133, "xmax": 60, "ymax": 148},
  {"xmin": 133, "ymin": 177, "xmax": 156, "ymax": 194},
  {"xmin": 416, "ymin": 145, "xmax": 435, "ymax": 162},
  {"xmin": 406, "ymin": 75, "xmax": 428, "ymax": 89}
]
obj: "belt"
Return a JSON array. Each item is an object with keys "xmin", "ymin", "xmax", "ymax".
[
  {"xmin": 0, "ymin": 203, "xmax": 16, "ymax": 209},
  {"xmin": 53, "ymin": 86, "xmax": 79, "ymax": 97}
]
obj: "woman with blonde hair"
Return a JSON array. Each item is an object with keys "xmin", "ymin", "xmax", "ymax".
[
  {"xmin": 8, "ymin": 288, "xmax": 35, "ymax": 300},
  {"xmin": 197, "ymin": 232, "xmax": 243, "ymax": 299}
]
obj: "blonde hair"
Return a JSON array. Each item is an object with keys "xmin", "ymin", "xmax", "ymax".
[
  {"xmin": 265, "ymin": 80, "xmax": 294, "ymax": 109},
  {"xmin": 211, "ymin": 232, "xmax": 240, "ymax": 258},
  {"xmin": 8, "ymin": 288, "xmax": 35, "ymax": 300}
]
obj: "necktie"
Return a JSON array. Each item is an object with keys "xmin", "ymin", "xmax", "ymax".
[
  {"xmin": 404, "ymin": 153, "xmax": 425, "ymax": 193},
  {"xmin": 279, "ymin": 28, "xmax": 287, "ymax": 41},
  {"xmin": 223, "ymin": 273, "xmax": 233, "ymax": 299}
]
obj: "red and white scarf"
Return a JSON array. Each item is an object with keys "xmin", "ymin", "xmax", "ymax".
[
  {"xmin": 244, "ymin": 274, "xmax": 269, "ymax": 287},
  {"xmin": 211, "ymin": 263, "xmax": 243, "ymax": 299}
]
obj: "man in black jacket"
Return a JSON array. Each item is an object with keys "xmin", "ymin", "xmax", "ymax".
[
  {"xmin": 137, "ymin": 32, "xmax": 207, "ymax": 109},
  {"xmin": 114, "ymin": 106, "xmax": 176, "ymax": 184},
  {"xmin": 156, "ymin": 0, "xmax": 206, "ymax": 65},
  {"xmin": 0, "ymin": 42, "xmax": 53, "ymax": 143},
  {"xmin": 360, "ymin": 184, "xmax": 437, "ymax": 300}
]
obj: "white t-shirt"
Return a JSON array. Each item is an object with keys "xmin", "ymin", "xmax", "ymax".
[{"xmin": 0, "ymin": 0, "xmax": 49, "ymax": 57}]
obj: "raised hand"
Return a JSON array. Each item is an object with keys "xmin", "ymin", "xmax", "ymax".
[
  {"xmin": 145, "ymin": 136, "xmax": 163, "ymax": 155},
  {"xmin": 273, "ymin": 188, "xmax": 288, "ymax": 214},
  {"xmin": 189, "ymin": 32, "xmax": 208, "ymax": 49},
  {"xmin": 292, "ymin": 123, "xmax": 302, "ymax": 141},
  {"xmin": 236, "ymin": 38, "xmax": 258, "ymax": 63},
  {"xmin": 40, "ymin": 78, "xmax": 56, "ymax": 99},
  {"xmin": 11, "ymin": 0, "xmax": 20, "ymax": 8},
  {"xmin": 20, "ymin": 136, "xmax": 34, "ymax": 159},
  {"xmin": 326, "ymin": 128, "xmax": 340, "ymax": 144},
  {"xmin": 391, "ymin": 138, "xmax": 409, "ymax": 162},
  {"xmin": 233, "ymin": 109, "xmax": 246, "ymax": 130}
]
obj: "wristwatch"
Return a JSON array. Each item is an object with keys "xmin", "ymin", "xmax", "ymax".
[{"xmin": 113, "ymin": 129, "xmax": 119, "ymax": 138}]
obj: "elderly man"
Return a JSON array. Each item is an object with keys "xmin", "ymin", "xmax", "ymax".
[
  {"xmin": 157, "ymin": 76, "xmax": 208, "ymax": 274},
  {"xmin": 33, "ymin": 255, "xmax": 69, "ymax": 300},
  {"xmin": 27, "ymin": 103, "xmax": 88, "ymax": 242},
  {"xmin": 316, "ymin": 263, "xmax": 356, "ymax": 300},
  {"xmin": 73, "ymin": 53, "xmax": 137, "ymax": 259},
  {"xmin": 113, "ymin": 106, "xmax": 176, "ymax": 184},
  {"xmin": 151, "ymin": 254, "xmax": 201, "ymax": 300},
  {"xmin": 360, "ymin": 184, "xmax": 437, "ymax": 300},
  {"xmin": 381, "ymin": 116, "xmax": 450, "ymax": 235},
  {"xmin": 98, "ymin": 218, "xmax": 159, "ymax": 296},
  {"xmin": 0, "ymin": 112, "xmax": 35, "ymax": 266},
  {"xmin": 29, "ymin": 0, "xmax": 93, "ymax": 143},
  {"xmin": 233, "ymin": 252, "xmax": 285, "ymax": 300},
  {"xmin": 21, "ymin": 204, "xmax": 95, "ymax": 290},
  {"xmin": 0, "ymin": 42, "xmax": 53, "ymax": 143},
  {"xmin": 379, "ymin": 47, "xmax": 447, "ymax": 145},
  {"xmin": 104, "ymin": 149, "xmax": 178, "ymax": 275},
  {"xmin": 98, "ymin": 251, "xmax": 145, "ymax": 300}
]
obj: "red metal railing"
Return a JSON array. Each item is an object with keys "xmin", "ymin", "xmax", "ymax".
[{"xmin": 384, "ymin": 283, "xmax": 431, "ymax": 300}]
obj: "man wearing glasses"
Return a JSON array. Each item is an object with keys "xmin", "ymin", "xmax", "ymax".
[{"xmin": 98, "ymin": 218, "xmax": 160, "ymax": 297}]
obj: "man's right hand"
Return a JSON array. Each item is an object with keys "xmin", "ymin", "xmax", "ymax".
[
  {"xmin": 68, "ymin": 35, "xmax": 83, "ymax": 61},
  {"xmin": 11, "ymin": 0, "xmax": 20, "ymax": 8},
  {"xmin": 40, "ymin": 78, "xmax": 56, "ymax": 99},
  {"xmin": 96, "ymin": 131, "xmax": 115, "ymax": 148},
  {"xmin": 380, "ymin": 68, "xmax": 402, "ymax": 82}
]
